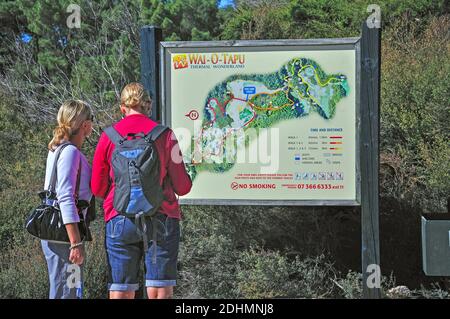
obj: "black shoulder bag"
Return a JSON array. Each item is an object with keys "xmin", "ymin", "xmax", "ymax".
[{"xmin": 25, "ymin": 143, "xmax": 93, "ymax": 243}]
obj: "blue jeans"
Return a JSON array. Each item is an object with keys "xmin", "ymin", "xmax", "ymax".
[
  {"xmin": 105, "ymin": 213, "xmax": 180, "ymax": 291},
  {"xmin": 41, "ymin": 240, "xmax": 84, "ymax": 299}
]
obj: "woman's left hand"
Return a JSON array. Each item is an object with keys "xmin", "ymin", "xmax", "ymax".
[{"xmin": 69, "ymin": 245, "xmax": 85, "ymax": 265}]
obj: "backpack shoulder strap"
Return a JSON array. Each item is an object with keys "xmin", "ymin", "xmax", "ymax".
[
  {"xmin": 104, "ymin": 126, "xmax": 124, "ymax": 146},
  {"xmin": 145, "ymin": 125, "xmax": 169, "ymax": 142}
]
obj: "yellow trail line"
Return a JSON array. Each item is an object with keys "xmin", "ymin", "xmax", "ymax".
[
  {"xmin": 289, "ymin": 58, "xmax": 340, "ymax": 86},
  {"xmin": 248, "ymin": 90, "xmax": 294, "ymax": 111},
  {"xmin": 286, "ymin": 59, "xmax": 341, "ymax": 109}
]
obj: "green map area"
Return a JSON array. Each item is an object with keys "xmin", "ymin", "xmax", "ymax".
[{"xmin": 186, "ymin": 57, "xmax": 350, "ymax": 180}]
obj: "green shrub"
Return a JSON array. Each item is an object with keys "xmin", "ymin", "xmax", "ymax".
[
  {"xmin": 82, "ymin": 220, "xmax": 109, "ymax": 299},
  {"xmin": 236, "ymin": 249, "xmax": 336, "ymax": 298},
  {"xmin": 176, "ymin": 204, "xmax": 355, "ymax": 298},
  {"xmin": 0, "ymin": 222, "xmax": 107, "ymax": 299},
  {"xmin": 0, "ymin": 189, "xmax": 40, "ymax": 248},
  {"xmin": 0, "ymin": 237, "xmax": 49, "ymax": 299},
  {"xmin": 335, "ymin": 270, "xmax": 397, "ymax": 299},
  {"xmin": 380, "ymin": 15, "xmax": 450, "ymax": 213},
  {"xmin": 413, "ymin": 283, "xmax": 450, "ymax": 299},
  {"xmin": 177, "ymin": 216, "xmax": 241, "ymax": 298}
]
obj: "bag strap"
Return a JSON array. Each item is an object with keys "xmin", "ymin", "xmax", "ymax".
[
  {"xmin": 48, "ymin": 143, "xmax": 83, "ymax": 202},
  {"xmin": 145, "ymin": 125, "xmax": 169, "ymax": 142},
  {"xmin": 74, "ymin": 156, "xmax": 82, "ymax": 201},
  {"xmin": 104, "ymin": 126, "xmax": 125, "ymax": 146},
  {"xmin": 48, "ymin": 142, "xmax": 73, "ymax": 193}
]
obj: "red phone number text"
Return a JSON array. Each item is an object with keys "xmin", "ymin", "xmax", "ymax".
[{"xmin": 296, "ymin": 184, "xmax": 344, "ymax": 190}]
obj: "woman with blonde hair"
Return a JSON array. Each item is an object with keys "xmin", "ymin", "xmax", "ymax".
[
  {"xmin": 92, "ymin": 83, "xmax": 192, "ymax": 299},
  {"xmin": 42, "ymin": 100, "xmax": 94, "ymax": 299}
]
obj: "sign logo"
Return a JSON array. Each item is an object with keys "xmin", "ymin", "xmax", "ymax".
[
  {"xmin": 173, "ymin": 54, "xmax": 188, "ymax": 69},
  {"xmin": 185, "ymin": 110, "xmax": 199, "ymax": 120},
  {"xmin": 231, "ymin": 182, "xmax": 239, "ymax": 190}
]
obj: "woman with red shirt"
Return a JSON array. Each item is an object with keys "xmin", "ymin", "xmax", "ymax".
[{"xmin": 91, "ymin": 83, "xmax": 192, "ymax": 299}]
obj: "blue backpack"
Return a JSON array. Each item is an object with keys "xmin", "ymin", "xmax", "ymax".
[{"xmin": 104, "ymin": 124, "xmax": 168, "ymax": 256}]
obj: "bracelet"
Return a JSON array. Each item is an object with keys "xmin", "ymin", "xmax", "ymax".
[{"xmin": 69, "ymin": 242, "xmax": 84, "ymax": 250}]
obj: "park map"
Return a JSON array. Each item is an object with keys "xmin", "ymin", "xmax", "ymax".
[{"xmin": 186, "ymin": 57, "xmax": 350, "ymax": 180}]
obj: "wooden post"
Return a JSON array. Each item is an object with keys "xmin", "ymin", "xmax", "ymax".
[
  {"xmin": 141, "ymin": 26, "xmax": 162, "ymax": 122},
  {"xmin": 139, "ymin": 26, "xmax": 162, "ymax": 299},
  {"xmin": 360, "ymin": 22, "xmax": 381, "ymax": 298}
]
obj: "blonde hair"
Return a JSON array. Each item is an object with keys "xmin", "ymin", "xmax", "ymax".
[
  {"xmin": 48, "ymin": 100, "xmax": 92, "ymax": 150},
  {"xmin": 120, "ymin": 82, "xmax": 151, "ymax": 110}
]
